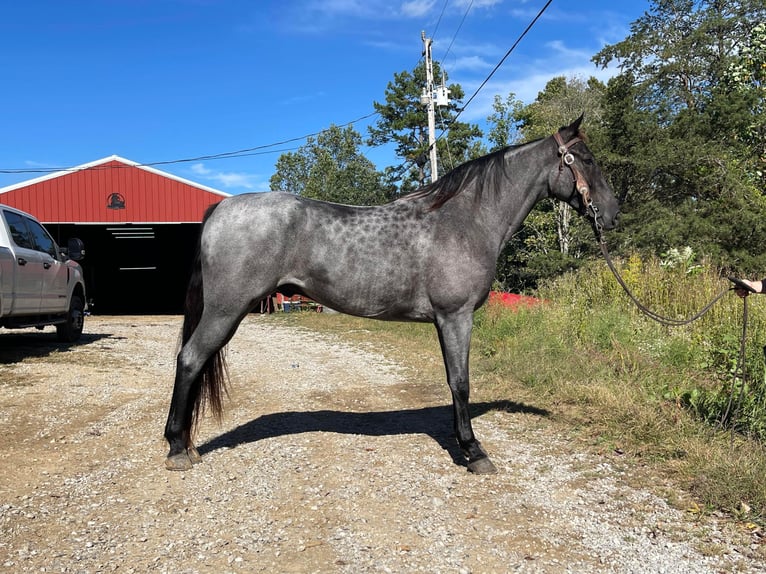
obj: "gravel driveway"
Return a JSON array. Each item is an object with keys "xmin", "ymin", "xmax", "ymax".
[{"xmin": 0, "ymin": 315, "xmax": 763, "ymax": 573}]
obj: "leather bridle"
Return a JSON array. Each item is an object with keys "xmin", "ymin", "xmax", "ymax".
[{"xmin": 553, "ymin": 131, "xmax": 603, "ymax": 236}]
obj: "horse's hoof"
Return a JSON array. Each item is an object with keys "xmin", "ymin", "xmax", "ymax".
[
  {"xmin": 467, "ymin": 457, "xmax": 498, "ymax": 474},
  {"xmin": 165, "ymin": 452, "xmax": 193, "ymax": 471},
  {"xmin": 187, "ymin": 446, "xmax": 202, "ymax": 465}
]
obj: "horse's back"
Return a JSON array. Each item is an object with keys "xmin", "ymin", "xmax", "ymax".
[
  {"xmin": 200, "ymin": 192, "xmax": 495, "ymax": 320},
  {"xmin": 199, "ymin": 193, "xmax": 438, "ymax": 318}
]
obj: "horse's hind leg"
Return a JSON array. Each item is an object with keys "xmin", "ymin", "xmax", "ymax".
[
  {"xmin": 164, "ymin": 309, "xmax": 244, "ymax": 470},
  {"xmin": 435, "ymin": 311, "xmax": 497, "ymax": 474}
]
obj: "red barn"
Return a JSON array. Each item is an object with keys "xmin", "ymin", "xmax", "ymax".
[{"xmin": 0, "ymin": 156, "xmax": 231, "ymax": 313}]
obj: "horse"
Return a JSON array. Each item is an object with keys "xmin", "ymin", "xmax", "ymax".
[{"xmin": 163, "ymin": 115, "xmax": 620, "ymax": 474}]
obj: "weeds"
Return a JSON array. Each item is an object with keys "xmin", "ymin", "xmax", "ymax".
[
  {"xmin": 536, "ymin": 252, "xmax": 766, "ymax": 441},
  {"xmin": 482, "ymin": 250, "xmax": 766, "ymax": 519}
]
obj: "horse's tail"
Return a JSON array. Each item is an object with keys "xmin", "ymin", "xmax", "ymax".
[{"xmin": 182, "ymin": 202, "xmax": 228, "ymax": 435}]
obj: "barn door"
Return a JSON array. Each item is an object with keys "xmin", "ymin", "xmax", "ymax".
[{"xmin": 107, "ymin": 226, "xmax": 158, "ymax": 310}]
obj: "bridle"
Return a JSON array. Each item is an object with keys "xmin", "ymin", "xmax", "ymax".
[{"xmin": 553, "ymin": 131, "xmax": 603, "ymax": 237}]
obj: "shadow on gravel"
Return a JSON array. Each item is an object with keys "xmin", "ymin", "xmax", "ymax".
[
  {"xmin": 198, "ymin": 400, "xmax": 549, "ymax": 470},
  {"xmin": 0, "ymin": 331, "xmax": 116, "ymax": 364}
]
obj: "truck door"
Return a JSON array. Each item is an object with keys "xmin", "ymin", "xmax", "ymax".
[
  {"xmin": 26, "ymin": 218, "xmax": 69, "ymax": 313},
  {"xmin": 2, "ymin": 210, "xmax": 43, "ymax": 314}
]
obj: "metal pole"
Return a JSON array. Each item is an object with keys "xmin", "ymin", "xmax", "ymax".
[{"xmin": 422, "ymin": 32, "xmax": 438, "ymax": 182}]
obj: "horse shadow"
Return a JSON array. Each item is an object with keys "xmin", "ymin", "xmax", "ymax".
[{"xmin": 198, "ymin": 400, "xmax": 550, "ymax": 469}]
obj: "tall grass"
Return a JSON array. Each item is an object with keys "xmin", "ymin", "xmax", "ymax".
[
  {"xmin": 538, "ymin": 252, "xmax": 766, "ymax": 439},
  {"xmin": 471, "ymin": 252, "xmax": 766, "ymax": 518}
]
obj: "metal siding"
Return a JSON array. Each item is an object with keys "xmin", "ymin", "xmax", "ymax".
[
  {"xmin": 82, "ymin": 171, "xmax": 92, "ymax": 221},
  {"xmin": 64, "ymin": 175, "xmax": 74, "ymax": 221},
  {"xmin": 0, "ymin": 159, "xmax": 224, "ymax": 223}
]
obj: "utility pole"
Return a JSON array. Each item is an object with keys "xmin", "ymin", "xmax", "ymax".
[{"xmin": 421, "ymin": 31, "xmax": 439, "ymax": 182}]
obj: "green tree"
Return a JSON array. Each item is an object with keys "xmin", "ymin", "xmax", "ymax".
[
  {"xmin": 270, "ymin": 124, "xmax": 390, "ymax": 205},
  {"xmin": 368, "ymin": 61, "xmax": 484, "ymax": 192},
  {"xmin": 724, "ymin": 20, "xmax": 766, "ymax": 186},
  {"xmin": 594, "ymin": 0, "xmax": 766, "ymax": 272},
  {"xmin": 486, "ymin": 93, "xmax": 524, "ymax": 151}
]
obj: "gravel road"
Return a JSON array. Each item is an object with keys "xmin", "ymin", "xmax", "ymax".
[{"xmin": 0, "ymin": 315, "xmax": 763, "ymax": 573}]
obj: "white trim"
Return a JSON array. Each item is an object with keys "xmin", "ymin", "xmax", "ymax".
[
  {"xmin": 106, "ymin": 227, "xmax": 154, "ymax": 230},
  {"xmin": 45, "ymin": 221, "xmax": 200, "ymax": 225},
  {"xmin": 0, "ymin": 154, "xmax": 231, "ymax": 198}
]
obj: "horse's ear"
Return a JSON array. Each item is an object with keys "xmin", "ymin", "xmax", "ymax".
[{"xmin": 558, "ymin": 114, "xmax": 585, "ymax": 140}]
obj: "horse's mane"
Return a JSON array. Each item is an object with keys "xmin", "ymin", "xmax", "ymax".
[
  {"xmin": 400, "ymin": 128, "xmax": 586, "ymax": 210},
  {"xmin": 399, "ymin": 146, "xmax": 512, "ymax": 209}
]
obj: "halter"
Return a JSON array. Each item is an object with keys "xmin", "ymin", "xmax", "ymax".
[{"xmin": 553, "ymin": 131, "xmax": 603, "ymax": 237}]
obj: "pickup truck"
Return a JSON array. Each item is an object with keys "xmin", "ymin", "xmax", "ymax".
[{"xmin": 0, "ymin": 204, "xmax": 86, "ymax": 342}]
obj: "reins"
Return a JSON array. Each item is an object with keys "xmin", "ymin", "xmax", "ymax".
[{"xmin": 554, "ymin": 130, "xmax": 732, "ymax": 328}]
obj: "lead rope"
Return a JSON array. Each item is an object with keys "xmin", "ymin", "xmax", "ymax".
[
  {"xmin": 596, "ymin": 229, "xmax": 749, "ymax": 436},
  {"xmin": 720, "ymin": 295, "xmax": 749, "ymax": 442},
  {"xmin": 598, "ymin": 239, "xmax": 730, "ymax": 327}
]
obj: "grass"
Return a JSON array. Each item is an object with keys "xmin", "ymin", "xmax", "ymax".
[{"xmin": 278, "ymin": 255, "xmax": 766, "ymax": 524}]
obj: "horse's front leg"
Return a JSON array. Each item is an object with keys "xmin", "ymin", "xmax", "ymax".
[{"xmin": 435, "ymin": 311, "xmax": 497, "ymax": 474}]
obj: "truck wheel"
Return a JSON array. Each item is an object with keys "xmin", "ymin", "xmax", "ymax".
[{"xmin": 57, "ymin": 295, "xmax": 84, "ymax": 342}]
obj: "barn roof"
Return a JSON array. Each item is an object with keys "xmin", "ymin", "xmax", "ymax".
[{"xmin": 0, "ymin": 155, "xmax": 231, "ymax": 223}]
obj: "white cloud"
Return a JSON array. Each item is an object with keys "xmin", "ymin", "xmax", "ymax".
[
  {"xmin": 452, "ymin": 0, "xmax": 504, "ymax": 9},
  {"xmin": 400, "ymin": 0, "xmax": 436, "ymax": 18},
  {"xmin": 301, "ymin": 0, "xmax": 428, "ymax": 21},
  {"xmin": 299, "ymin": 0, "xmax": 465, "ymax": 22},
  {"xmin": 190, "ymin": 163, "xmax": 269, "ymax": 193},
  {"xmin": 24, "ymin": 159, "xmax": 59, "ymax": 169},
  {"xmin": 280, "ymin": 91, "xmax": 327, "ymax": 106},
  {"xmin": 442, "ymin": 13, "xmax": 629, "ymax": 123},
  {"xmin": 545, "ymin": 40, "xmax": 593, "ymax": 65},
  {"xmin": 457, "ymin": 61, "xmax": 618, "ymax": 123},
  {"xmin": 447, "ymin": 55, "xmax": 494, "ymax": 73},
  {"xmin": 190, "ymin": 163, "xmax": 211, "ymax": 176},
  {"xmin": 312, "ymin": 0, "xmax": 369, "ymax": 17}
]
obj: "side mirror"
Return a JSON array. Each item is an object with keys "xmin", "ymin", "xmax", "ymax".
[{"xmin": 66, "ymin": 238, "xmax": 85, "ymax": 261}]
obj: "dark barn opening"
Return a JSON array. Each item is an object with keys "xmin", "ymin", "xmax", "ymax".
[{"xmin": 46, "ymin": 223, "xmax": 202, "ymax": 314}]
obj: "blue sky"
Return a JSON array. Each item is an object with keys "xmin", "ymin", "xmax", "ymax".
[{"xmin": 0, "ymin": 0, "xmax": 648, "ymax": 194}]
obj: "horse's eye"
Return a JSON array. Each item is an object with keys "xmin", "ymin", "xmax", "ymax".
[{"xmin": 583, "ymin": 158, "xmax": 595, "ymax": 166}]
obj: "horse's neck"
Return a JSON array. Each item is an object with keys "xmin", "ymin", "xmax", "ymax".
[{"xmin": 481, "ymin": 141, "xmax": 552, "ymax": 250}]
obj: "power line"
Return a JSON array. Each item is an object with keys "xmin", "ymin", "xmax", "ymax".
[
  {"xmin": 430, "ymin": 0, "xmax": 450, "ymax": 41},
  {"xmin": 0, "ymin": 111, "xmax": 380, "ymax": 176},
  {"xmin": 454, "ymin": 0, "xmax": 553, "ymax": 123},
  {"xmin": 399, "ymin": 0, "xmax": 554, "ymax": 180},
  {"xmin": 142, "ymin": 110, "xmax": 379, "ymax": 168},
  {"xmin": 439, "ymin": 0, "xmax": 473, "ymax": 66},
  {"xmin": 1, "ymin": 1, "xmax": 554, "ymax": 182}
]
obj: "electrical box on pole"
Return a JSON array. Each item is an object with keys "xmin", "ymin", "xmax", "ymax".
[{"xmin": 435, "ymin": 72, "xmax": 450, "ymax": 107}]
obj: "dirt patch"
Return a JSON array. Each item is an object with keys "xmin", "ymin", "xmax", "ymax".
[{"xmin": 0, "ymin": 315, "xmax": 763, "ymax": 573}]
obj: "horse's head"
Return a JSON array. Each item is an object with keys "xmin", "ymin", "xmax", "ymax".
[{"xmin": 547, "ymin": 115, "xmax": 620, "ymax": 234}]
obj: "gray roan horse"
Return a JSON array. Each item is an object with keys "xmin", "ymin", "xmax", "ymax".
[{"xmin": 164, "ymin": 116, "xmax": 619, "ymax": 474}]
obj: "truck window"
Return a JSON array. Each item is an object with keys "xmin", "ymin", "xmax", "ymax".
[
  {"xmin": 3, "ymin": 211, "xmax": 35, "ymax": 250},
  {"xmin": 26, "ymin": 218, "xmax": 58, "ymax": 258}
]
